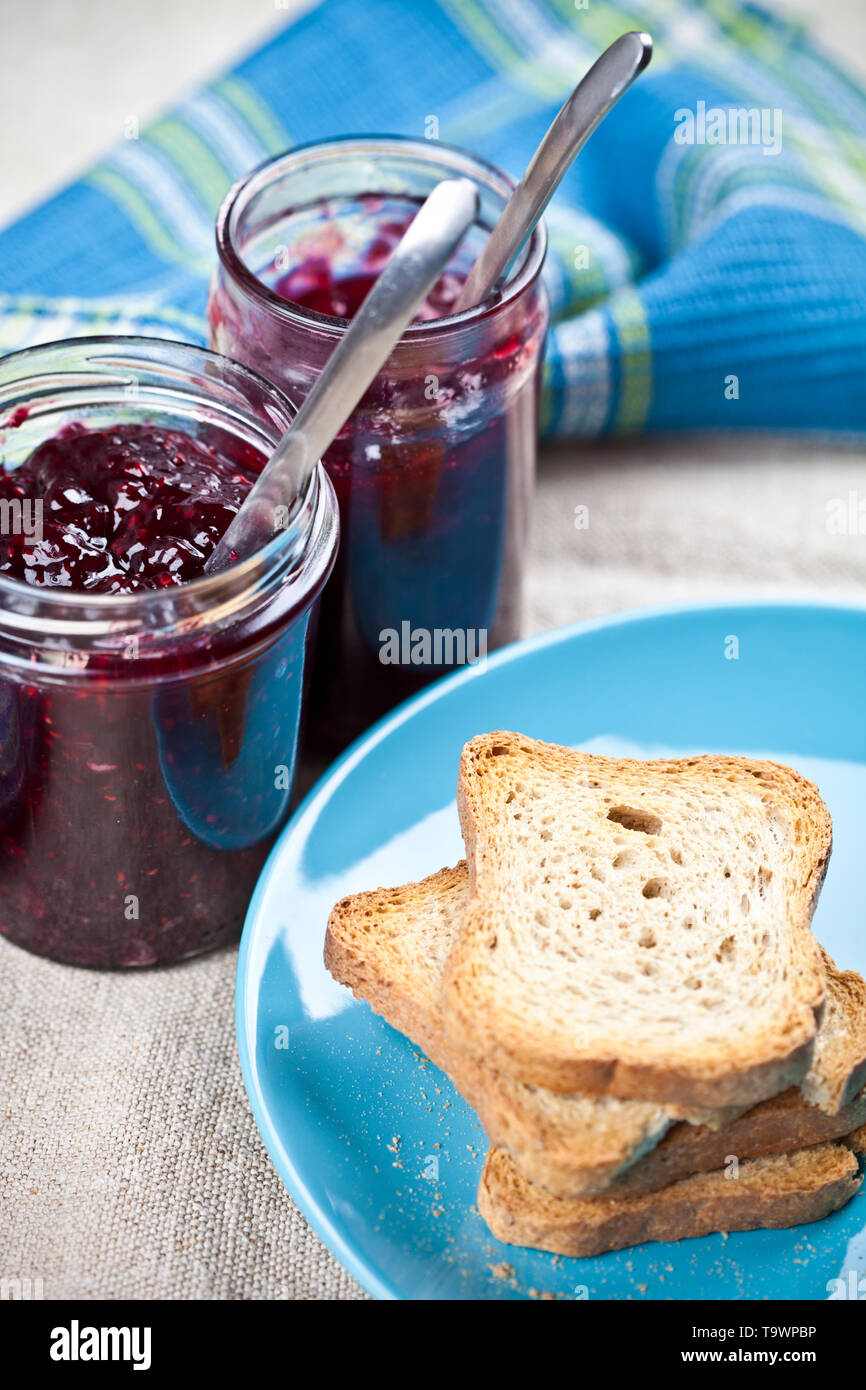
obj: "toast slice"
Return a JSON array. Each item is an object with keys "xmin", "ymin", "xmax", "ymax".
[
  {"xmin": 325, "ymin": 864, "xmax": 735, "ymax": 1200},
  {"xmin": 616, "ymin": 943, "xmax": 866, "ymax": 1195},
  {"xmin": 325, "ymin": 863, "xmax": 865, "ymax": 1197},
  {"xmin": 478, "ymin": 1143, "xmax": 862, "ymax": 1257},
  {"xmin": 444, "ymin": 734, "xmax": 831, "ymax": 1106},
  {"xmin": 613, "ymin": 1082, "xmax": 866, "ymax": 1196}
]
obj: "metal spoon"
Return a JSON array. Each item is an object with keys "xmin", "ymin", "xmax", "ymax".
[
  {"xmin": 453, "ymin": 30, "xmax": 653, "ymax": 314},
  {"xmin": 206, "ymin": 176, "xmax": 479, "ymax": 574}
]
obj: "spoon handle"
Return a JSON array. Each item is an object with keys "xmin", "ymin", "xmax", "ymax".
[
  {"xmin": 453, "ymin": 30, "xmax": 652, "ymax": 314},
  {"xmin": 207, "ymin": 176, "xmax": 479, "ymax": 573}
]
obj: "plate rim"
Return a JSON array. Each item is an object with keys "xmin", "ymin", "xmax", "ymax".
[{"xmin": 235, "ymin": 595, "xmax": 866, "ymax": 1301}]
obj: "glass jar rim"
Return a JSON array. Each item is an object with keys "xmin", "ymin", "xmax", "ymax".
[
  {"xmin": 215, "ymin": 134, "xmax": 548, "ymax": 341},
  {"xmin": 0, "ymin": 334, "xmax": 334, "ymax": 635}
]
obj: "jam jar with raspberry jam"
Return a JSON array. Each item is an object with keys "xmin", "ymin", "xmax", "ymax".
[
  {"xmin": 0, "ymin": 337, "xmax": 337, "ymax": 967},
  {"xmin": 208, "ymin": 137, "xmax": 548, "ymax": 752}
]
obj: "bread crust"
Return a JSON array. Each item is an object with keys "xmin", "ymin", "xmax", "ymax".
[{"xmin": 445, "ymin": 735, "xmax": 831, "ymax": 1106}]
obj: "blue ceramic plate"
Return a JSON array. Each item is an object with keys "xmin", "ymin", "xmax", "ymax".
[{"xmin": 236, "ymin": 601, "xmax": 866, "ymax": 1300}]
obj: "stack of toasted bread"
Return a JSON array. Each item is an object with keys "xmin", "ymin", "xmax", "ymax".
[{"xmin": 325, "ymin": 732, "xmax": 866, "ymax": 1256}]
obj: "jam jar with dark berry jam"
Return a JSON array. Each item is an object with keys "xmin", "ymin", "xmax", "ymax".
[
  {"xmin": 0, "ymin": 337, "xmax": 337, "ymax": 967},
  {"xmin": 208, "ymin": 137, "xmax": 548, "ymax": 752}
]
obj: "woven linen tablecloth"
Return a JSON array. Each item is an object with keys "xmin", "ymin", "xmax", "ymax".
[{"xmin": 2, "ymin": 428, "xmax": 864, "ymax": 1301}]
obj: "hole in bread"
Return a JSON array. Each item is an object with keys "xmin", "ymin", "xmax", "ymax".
[
  {"xmin": 685, "ymin": 976, "xmax": 703, "ymax": 990},
  {"xmin": 588, "ymin": 908, "xmax": 601, "ymax": 920},
  {"xmin": 590, "ymin": 866, "xmax": 606, "ymax": 882},
  {"xmin": 642, "ymin": 877, "xmax": 672, "ymax": 900},
  {"xmin": 740, "ymin": 893, "xmax": 751, "ymax": 917},
  {"xmin": 757, "ymin": 866, "xmax": 772, "ymax": 896},
  {"xmin": 607, "ymin": 805, "xmax": 663, "ymax": 835},
  {"xmin": 638, "ymin": 927, "xmax": 656, "ymax": 948},
  {"xmin": 670, "ymin": 847, "xmax": 683, "ymax": 865},
  {"xmin": 613, "ymin": 849, "xmax": 638, "ymax": 870}
]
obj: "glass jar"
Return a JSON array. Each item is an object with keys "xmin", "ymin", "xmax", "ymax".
[
  {"xmin": 0, "ymin": 337, "xmax": 338, "ymax": 967},
  {"xmin": 208, "ymin": 136, "xmax": 548, "ymax": 752}
]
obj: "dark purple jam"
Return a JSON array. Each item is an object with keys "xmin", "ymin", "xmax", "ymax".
[
  {"xmin": 0, "ymin": 423, "xmax": 259, "ymax": 593},
  {"xmin": 272, "ymin": 251, "xmax": 530, "ymax": 748},
  {"xmin": 209, "ymin": 188, "xmax": 548, "ymax": 753},
  {"xmin": 273, "ymin": 213, "xmax": 465, "ymax": 322},
  {"xmin": 0, "ymin": 422, "xmax": 326, "ymax": 968}
]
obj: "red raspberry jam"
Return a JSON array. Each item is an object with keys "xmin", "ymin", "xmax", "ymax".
[
  {"xmin": 273, "ymin": 212, "xmax": 465, "ymax": 323},
  {"xmin": 0, "ymin": 404, "xmax": 336, "ymax": 968},
  {"xmin": 0, "ymin": 423, "xmax": 259, "ymax": 593},
  {"xmin": 210, "ymin": 158, "xmax": 548, "ymax": 753},
  {"xmin": 267, "ymin": 220, "xmax": 536, "ymax": 743}
]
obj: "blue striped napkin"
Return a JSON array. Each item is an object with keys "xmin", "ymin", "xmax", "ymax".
[{"xmin": 1, "ymin": 0, "xmax": 865, "ymax": 437}]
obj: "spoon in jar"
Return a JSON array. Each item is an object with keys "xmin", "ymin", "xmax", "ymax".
[
  {"xmin": 205, "ymin": 176, "xmax": 479, "ymax": 575},
  {"xmin": 452, "ymin": 30, "xmax": 653, "ymax": 314}
]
